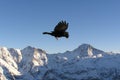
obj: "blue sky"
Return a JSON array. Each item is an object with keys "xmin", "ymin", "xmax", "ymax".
[{"xmin": 0, "ymin": 0, "xmax": 120, "ymax": 53}]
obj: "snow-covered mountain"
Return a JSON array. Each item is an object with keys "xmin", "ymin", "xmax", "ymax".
[{"xmin": 0, "ymin": 44, "xmax": 120, "ymax": 80}]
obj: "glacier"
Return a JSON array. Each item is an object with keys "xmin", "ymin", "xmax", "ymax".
[{"xmin": 0, "ymin": 44, "xmax": 120, "ymax": 80}]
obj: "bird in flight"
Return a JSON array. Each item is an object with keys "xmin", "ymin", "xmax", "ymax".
[{"xmin": 43, "ymin": 21, "xmax": 69, "ymax": 40}]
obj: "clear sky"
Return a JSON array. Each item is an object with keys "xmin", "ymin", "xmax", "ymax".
[{"xmin": 0, "ymin": 0, "xmax": 120, "ymax": 53}]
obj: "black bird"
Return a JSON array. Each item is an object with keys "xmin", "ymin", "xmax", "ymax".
[{"xmin": 43, "ymin": 21, "xmax": 69, "ymax": 40}]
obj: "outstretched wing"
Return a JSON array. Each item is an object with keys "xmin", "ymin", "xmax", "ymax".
[{"xmin": 54, "ymin": 21, "xmax": 68, "ymax": 32}]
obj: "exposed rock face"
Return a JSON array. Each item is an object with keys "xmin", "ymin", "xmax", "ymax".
[{"xmin": 0, "ymin": 44, "xmax": 120, "ymax": 80}]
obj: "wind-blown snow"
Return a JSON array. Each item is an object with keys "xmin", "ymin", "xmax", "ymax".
[{"xmin": 0, "ymin": 44, "xmax": 120, "ymax": 80}]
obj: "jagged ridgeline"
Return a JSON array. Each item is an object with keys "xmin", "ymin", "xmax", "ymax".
[{"xmin": 0, "ymin": 44, "xmax": 120, "ymax": 80}]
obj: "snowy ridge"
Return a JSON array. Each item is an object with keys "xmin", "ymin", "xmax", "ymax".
[{"xmin": 0, "ymin": 44, "xmax": 120, "ymax": 80}]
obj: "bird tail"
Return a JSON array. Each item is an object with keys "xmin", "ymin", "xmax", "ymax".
[{"xmin": 43, "ymin": 32, "xmax": 51, "ymax": 35}]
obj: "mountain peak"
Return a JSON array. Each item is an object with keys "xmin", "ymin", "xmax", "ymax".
[
  {"xmin": 80, "ymin": 43, "xmax": 91, "ymax": 46},
  {"xmin": 1, "ymin": 44, "xmax": 120, "ymax": 80},
  {"xmin": 73, "ymin": 44, "xmax": 105, "ymax": 57},
  {"xmin": 78, "ymin": 43, "xmax": 93, "ymax": 49},
  {"xmin": 19, "ymin": 46, "xmax": 48, "ymax": 74},
  {"xmin": 24, "ymin": 46, "xmax": 35, "ymax": 50}
]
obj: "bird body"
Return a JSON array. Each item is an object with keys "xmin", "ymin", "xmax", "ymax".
[{"xmin": 43, "ymin": 21, "xmax": 69, "ymax": 39}]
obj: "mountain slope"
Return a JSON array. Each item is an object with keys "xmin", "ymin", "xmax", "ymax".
[{"xmin": 0, "ymin": 44, "xmax": 120, "ymax": 80}]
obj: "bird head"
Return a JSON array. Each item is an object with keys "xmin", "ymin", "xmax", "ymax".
[{"xmin": 64, "ymin": 32, "xmax": 69, "ymax": 38}]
